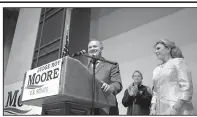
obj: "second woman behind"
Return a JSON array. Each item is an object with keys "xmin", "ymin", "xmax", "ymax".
[{"xmin": 122, "ymin": 70, "xmax": 152, "ymax": 115}]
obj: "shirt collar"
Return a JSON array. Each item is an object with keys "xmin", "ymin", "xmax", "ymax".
[{"xmin": 132, "ymin": 82, "xmax": 142, "ymax": 88}]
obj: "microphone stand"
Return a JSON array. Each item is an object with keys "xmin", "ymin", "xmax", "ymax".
[
  {"xmin": 83, "ymin": 54, "xmax": 117, "ymax": 115},
  {"xmin": 84, "ymin": 54, "xmax": 117, "ymax": 65}
]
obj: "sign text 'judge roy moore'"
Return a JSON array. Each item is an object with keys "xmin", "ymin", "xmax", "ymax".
[{"xmin": 22, "ymin": 59, "xmax": 62, "ymax": 101}]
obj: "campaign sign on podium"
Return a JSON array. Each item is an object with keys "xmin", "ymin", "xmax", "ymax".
[
  {"xmin": 21, "ymin": 56, "xmax": 116, "ymax": 115},
  {"xmin": 22, "ymin": 58, "xmax": 62, "ymax": 102}
]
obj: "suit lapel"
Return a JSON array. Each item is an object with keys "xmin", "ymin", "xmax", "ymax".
[
  {"xmin": 95, "ymin": 61, "xmax": 105, "ymax": 74},
  {"xmin": 87, "ymin": 62, "xmax": 93, "ymax": 74},
  {"xmin": 87, "ymin": 61, "xmax": 105, "ymax": 74}
]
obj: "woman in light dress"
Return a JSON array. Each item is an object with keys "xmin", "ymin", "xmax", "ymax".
[{"xmin": 150, "ymin": 39, "xmax": 195, "ymax": 115}]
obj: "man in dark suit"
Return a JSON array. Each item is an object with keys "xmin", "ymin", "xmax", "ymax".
[{"xmin": 87, "ymin": 40, "xmax": 122, "ymax": 115}]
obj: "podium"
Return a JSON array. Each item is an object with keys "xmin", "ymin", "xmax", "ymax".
[{"xmin": 21, "ymin": 56, "xmax": 116, "ymax": 115}]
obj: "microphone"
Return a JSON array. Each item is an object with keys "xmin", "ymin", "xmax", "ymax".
[{"xmin": 71, "ymin": 50, "xmax": 86, "ymax": 57}]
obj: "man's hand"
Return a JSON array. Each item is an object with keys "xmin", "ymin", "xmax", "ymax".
[{"xmin": 101, "ymin": 81, "xmax": 112, "ymax": 93}]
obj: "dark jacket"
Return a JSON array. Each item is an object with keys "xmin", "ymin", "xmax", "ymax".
[
  {"xmin": 122, "ymin": 84, "xmax": 152, "ymax": 115},
  {"xmin": 87, "ymin": 57, "xmax": 122, "ymax": 115}
]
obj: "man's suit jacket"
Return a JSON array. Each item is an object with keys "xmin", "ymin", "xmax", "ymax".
[{"xmin": 87, "ymin": 57, "xmax": 122, "ymax": 115}]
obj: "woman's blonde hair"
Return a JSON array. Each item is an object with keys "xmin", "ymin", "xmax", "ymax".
[{"xmin": 154, "ymin": 39, "xmax": 184, "ymax": 58}]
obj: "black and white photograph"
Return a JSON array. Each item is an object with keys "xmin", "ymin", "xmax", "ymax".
[{"xmin": 2, "ymin": 1, "xmax": 197, "ymax": 115}]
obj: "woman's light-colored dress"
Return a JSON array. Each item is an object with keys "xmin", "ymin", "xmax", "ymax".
[{"xmin": 151, "ymin": 58, "xmax": 195, "ymax": 115}]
